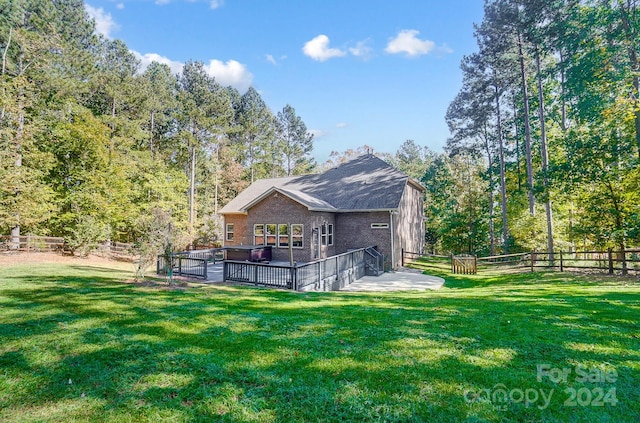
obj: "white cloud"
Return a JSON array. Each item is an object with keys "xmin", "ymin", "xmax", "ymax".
[
  {"xmin": 335, "ymin": 122, "xmax": 348, "ymax": 128},
  {"xmin": 204, "ymin": 59, "xmax": 253, "ymax": 92},
  {"xmin": 155, "ymin": 0, "xmax": 171, "ymax": 4},
  {"xmin": 266, "ymin": 54, "xmax": 277, "ymax": 65},
  {"xmin": 85, "ymin": 4, "xmax": 119, "ymax": 38},
  {"xmin": 133, "ymin": 51, "xmax": 184, "ymax": 75},
  {"xmin": 116, "ymin": 3, "xmax": 124, "ymax": 10},
  {"xmin": 133, "ymin": 53, "xmax": 252, "ymax": 92},
  {"xmin": 303, "ymin": 35, "xmax": 346, "ymax": 62},
  {"xmin": 210, "ymin": 0, "xmax": 223, "ymax": 9},
  {"xmin": 348, "ymin": 40, "xmax": 373, "ymax": 59},
  {"xmin": 385, "ymin": 29, "xmax": 435, "ymax": 57}
]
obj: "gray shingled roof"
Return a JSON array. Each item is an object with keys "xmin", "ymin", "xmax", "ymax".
[{"xmin": 220, "ymin": 154, "xmax": 422, "ymax": 214}]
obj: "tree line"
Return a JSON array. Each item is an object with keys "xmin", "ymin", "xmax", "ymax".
[
  {"xmin": 0, "ymin": 0, "xmax": 314, "ymax": 251},
  {"xmin": 423, "ymin": 0, "xmax": 639, "ymax": 256}
]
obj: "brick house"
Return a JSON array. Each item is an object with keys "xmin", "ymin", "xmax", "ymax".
[{"xmin": 219, "ymin": 154, "xmax": 425, "ymax": 270}]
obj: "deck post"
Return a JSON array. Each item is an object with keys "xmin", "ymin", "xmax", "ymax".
[{"xmin": 290, "ymin": 266, "xmax": 297, "ymax": 291}]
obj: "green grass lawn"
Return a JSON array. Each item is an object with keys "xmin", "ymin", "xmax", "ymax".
[{"xmin": 1, "ymin": 258, "xmax": 639, "ymax": 422}]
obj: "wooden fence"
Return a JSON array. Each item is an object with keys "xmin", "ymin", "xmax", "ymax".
[
  {"xmin": 1, "ymin": 235, "xmax": 134, "ymax": 257},
  {"xmin": 402, "ymin": 249, "xmax": 640, "ymax": 276},
  {"xmin": 0, "ymin": 235, "xmax": 65, "ymax": 252},
  {"xmin": 451, "ymin": 254, "xmax": 477, "ymax": 274}
]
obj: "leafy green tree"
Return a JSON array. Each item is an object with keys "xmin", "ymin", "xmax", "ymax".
[
  {"xmin": 140, "ymin": 62, "xmax": 177, "ymax": 154},
  {"xmin": 233, "ymin": 87, "xmax": 276, "ymax": 182},
  {"xmin": 276, "ymin": 104, "xmax": 315, "ymax": 176},
  {"xmin": 176, "ymin": 61, "xmax": 232, "ymax": 238},
  {"xmin": 422, "ymin": 153, "xmax": 489, "ymax": 255}
]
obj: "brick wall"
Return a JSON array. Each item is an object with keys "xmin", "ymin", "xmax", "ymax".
[
  {"xmin": 335, "ymin": 211, "xmax": 392, "ymax": 269},
  {"xmin": 223, "ymin": 214, "xmax": 249, "ymax": 245},
  {"xmin": 242, "ymin": 192, "xmax": 336, "ymax": 263}
]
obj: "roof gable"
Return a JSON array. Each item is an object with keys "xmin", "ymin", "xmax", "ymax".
[{"xmin": 220, "ymin": 154, "xmax": 422, "ymax": 214}]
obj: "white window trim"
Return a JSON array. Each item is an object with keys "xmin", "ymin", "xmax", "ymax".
[
  {"xmin": 253, "ymin": 224, "xmax": 264, "ymax": 245},
  {"xmin": 291, "ymin": 224, "xmax": 304, "ymax": 249},
  {"xmin": 328, "ymin": 224, "xmax": 334, "ymax": 246},
  {"xmin": 265, "ymin": 224, "xmax": 277, "ymax": 247},
  {"xmin": 226, "ymin": 223, "xmax": 234, "ymax": 241},
  {"xmin": 277, "ymin": 224, "xmax": 289, "ymax": 248}
]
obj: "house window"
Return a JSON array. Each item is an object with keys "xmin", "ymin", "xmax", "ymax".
[
  {"xmin": 278, "ymin": 224, "xmax": 289, "ymax": 248},
  {"xmin": 371, "ymin": 223, "xmax": 389, "ymax": 229},
  {"xmin": 254, "ymin": 224, "xmax": 264, "ymax": 245},
  {"xmin": 255, "ymin": 223, "xmax": 302, "ymax": 248},
  {"xmin": 292, "ymin": 224, "xmax": 303, "ymax": 248},
  {"xmin": 226, "ymin": 223, "xmax": 234, "ymax": 241},
  {"xmin": 265, "ymin": 224, "xmax": 277, "ymax": 246},
  {"xmin": 321, "ymin": 223, "xmax": 334, "ymax": 246}
]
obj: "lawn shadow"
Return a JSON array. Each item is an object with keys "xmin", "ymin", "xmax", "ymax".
[{"xmin": 1, "ymin": 264, "xmax": 639, "ymax": 421}]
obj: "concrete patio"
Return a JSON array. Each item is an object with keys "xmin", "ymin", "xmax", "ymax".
[
  {"xmin": 339, "ymin": 269, "xmax": 445, "ymax": 292},
  {"xmin": 204, "ymin": 262, "xmax": 444, "ymax": 292}
]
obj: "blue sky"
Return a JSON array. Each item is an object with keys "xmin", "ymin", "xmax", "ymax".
[{"xmin": 85, "ymin": 0, "xmax": 484, "ymax": 162}]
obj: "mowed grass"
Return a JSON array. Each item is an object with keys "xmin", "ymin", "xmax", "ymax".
[{"xmin": 1, "ymin": 258, "xmax": 639, "ymax": 422}]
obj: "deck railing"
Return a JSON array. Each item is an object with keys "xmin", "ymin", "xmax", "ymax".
[
  {"xmin": 223, "ymin": 246, "xmax": 379, "ymax": 291},
  {"xmin": 156, "ymin": 248, "xmax": 223, "ymax": 279}
]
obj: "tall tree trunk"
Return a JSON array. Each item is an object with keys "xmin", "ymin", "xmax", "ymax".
[
  {"xmin": 513, "ymin": 96, "xmax": 522, "ymax": 190},
  {"xmin": 559, "ymin": 50, "xmax": 567, "ymax": 132},
  {"xmin": 517, "ymin": 31, "xmax": 535, "ymax": 216},
  {"xmin": 536, "ymin": 49, "xmax": 554, "ymax": 260},
  {"xmin": 214, "ymin": 146, "xmax": 219, "ymax": 215},
  {"xmin": 494, "ymin": 81, "xmax": 509, "ymax": 254},
  {"xmin": 483, "ymin": 133, "xmax": 496, "ymax": 256},
  {"xmin": 0, "ymin": 27, "xmax": 11, "ymax": 123},
  {"xmin": 11, "ymin": 88, "xmax": 25, "ymax": 249},
  {"xmin": 189, "ymin": 144, "xmax": 196, "ymax": 241}
]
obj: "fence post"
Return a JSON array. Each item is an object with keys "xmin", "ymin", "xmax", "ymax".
[
  {"xmin": 474, "ymin": 255, "xmax": 477, "ymax": 274},
  {"xmin": 450, "ymin": 253, "xmax": 454, "ymax": 273},
  {"xmin": 178, "ymin": 257, "xmax": 182, "ymax": 276},
  {"xmin": 401, "ymin": 248, "xmax": 404, "ymax": 267},
  {"xmin": 530, "ymin": 251, "xmax": 534, "ymax": 272},
  {"xmin": 203, "ymin": 259, "xmax": 208, "ymax": 280},
  {"xmin": 608, "ymin": 248, "xmax": 613, "ymax": 274},
  {"xmin": 559, "ymin": 250, "xmax": 563, "ymax": 272}
]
